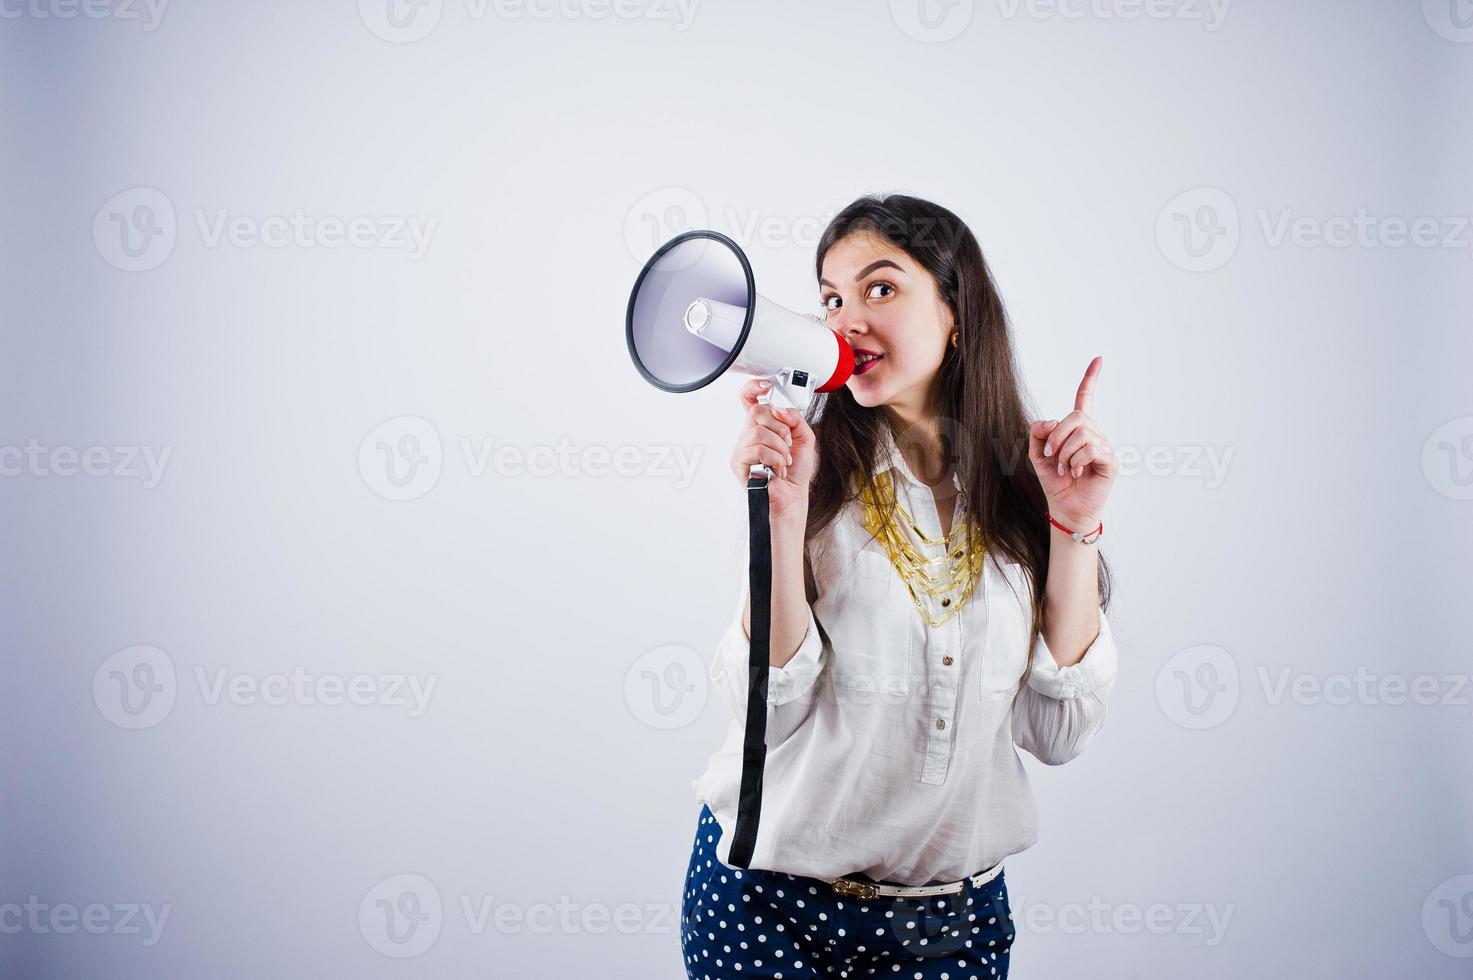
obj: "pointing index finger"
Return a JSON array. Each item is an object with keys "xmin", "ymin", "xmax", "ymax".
[{"xmin": 1074, "ymin": 355, "xmax": 1103, "ymax": 415}]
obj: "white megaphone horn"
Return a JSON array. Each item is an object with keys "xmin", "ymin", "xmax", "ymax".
[{"xmin": 626, "ymin": 230, "xmax": 854, "ymax": 477}]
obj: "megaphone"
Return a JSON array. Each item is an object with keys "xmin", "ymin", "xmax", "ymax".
[
  {"xmin": 626, "ymin": 230, "xmax": 854, "ymax": 478},
  {"xmin": 625, "ymin": 229, "xmax": 853, "ymax": 871}
]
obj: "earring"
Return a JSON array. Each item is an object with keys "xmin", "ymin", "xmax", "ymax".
[{"xmin": 950, "ymin": 332, "xmax": 959, "ymax": 348}]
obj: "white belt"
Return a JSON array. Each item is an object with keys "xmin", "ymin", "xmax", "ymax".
[{"xmin": 830, "ymin": 861, "xmax": 1003, "ymax": 900}]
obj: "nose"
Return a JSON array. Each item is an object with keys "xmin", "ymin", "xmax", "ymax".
[{"xmin": 832, "ymin": 308, "xmax": 867, "ymax": 340}]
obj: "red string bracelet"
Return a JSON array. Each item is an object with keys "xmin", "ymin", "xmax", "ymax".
[{"xmin": 1045, "ymin": 511, "xmax": 1103, "ymax": 544}]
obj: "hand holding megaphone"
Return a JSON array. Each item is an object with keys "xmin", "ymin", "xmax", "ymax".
[
  {"xmin": 627, "ymin": 230, "xmax": 853, "ymax": 481},
  {"xmin": 731, "ymin": 377, "xmax": 816, "ymax": 520}
]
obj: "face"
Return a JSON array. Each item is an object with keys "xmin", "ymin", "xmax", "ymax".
[{"xmin": 818, "ymin": 231, "xmax": 955, "ymax": 421}]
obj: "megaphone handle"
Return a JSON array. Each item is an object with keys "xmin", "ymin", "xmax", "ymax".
[
  {"xmin": 749, "ymin": 373, "xmax": 805, "ymax": 479},
  {"xmin": 756, "ymin": 381, "xmax": 798, "ymax": 412}
]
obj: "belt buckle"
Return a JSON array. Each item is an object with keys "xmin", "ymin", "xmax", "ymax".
[{"xmin": 831, "ymin": 877, "xmax": 880, "ymax": 901}]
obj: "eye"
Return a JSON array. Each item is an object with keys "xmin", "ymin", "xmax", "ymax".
[
  {"xmin": 822, "ymin": 293, "xmax": 841, "ymax": 313},
  {"xmin": 866, "ymin": 281, "xmax": 894, "ymax": 300}
]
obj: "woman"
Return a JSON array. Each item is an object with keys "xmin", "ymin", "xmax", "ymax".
[{"xmin": 682, "ymin": 193, "xmax": 1120, "ymax": 979}]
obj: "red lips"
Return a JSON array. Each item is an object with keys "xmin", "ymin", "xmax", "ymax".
[{"xmin": 852, "ymin": 348, "xmax": 885, "ymax": 376}]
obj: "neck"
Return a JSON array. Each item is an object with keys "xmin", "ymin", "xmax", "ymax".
[{"xmin": 885, "ymin": 405, "xmax": 952, "ymax": 490}]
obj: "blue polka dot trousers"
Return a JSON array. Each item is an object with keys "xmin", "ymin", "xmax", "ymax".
[{"xmin": 681, "ymin": 804, "xmax": 1014, "ymax": 979}]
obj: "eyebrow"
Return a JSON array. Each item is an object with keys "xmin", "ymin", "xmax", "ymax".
[{"xmin": 819, "ymin": 258, "xmax": 905, "ymax": 289}]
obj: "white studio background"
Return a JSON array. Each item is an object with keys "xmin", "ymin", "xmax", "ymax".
[{"xmin": 1, "ymin": 1, "xmax": 1470, "ymax": 977}]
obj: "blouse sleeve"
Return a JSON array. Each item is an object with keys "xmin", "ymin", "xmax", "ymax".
[
  {"xmin": 1011, "ymin": 605, "xmax": 1120, "ymax": 766},
  {"xmin": 709, "ymin": 584, "xmax": 827, "ymax": 718}
]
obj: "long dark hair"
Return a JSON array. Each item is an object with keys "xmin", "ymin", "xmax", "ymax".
[{"xmin": 804, "ymin": 193, "xmax": 1112, "ymax": 690}]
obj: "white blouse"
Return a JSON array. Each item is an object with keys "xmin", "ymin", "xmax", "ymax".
[{"xmin": 690, "ymin": 425, "xmax": 1120, "ymax": 886}]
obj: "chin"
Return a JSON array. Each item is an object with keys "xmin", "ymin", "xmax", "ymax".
[
  {"xmin": 846, "ymin": 384, "xmax": 883, "ymax": 408},
  {"xmin": 846, "ymin": 372, "xmax": 897, "ymax": 409}
]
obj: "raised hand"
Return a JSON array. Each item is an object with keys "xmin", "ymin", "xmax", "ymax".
[{"xmin": 1027, "ymin": 355, "xmax": 1117, "ymax": 531}]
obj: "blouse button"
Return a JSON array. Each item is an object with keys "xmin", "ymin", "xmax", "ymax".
[
  {"xmin": 942, "ymin": 656, "xmax": 954, "ymax": 666},
  {"xmin": 935, "ymin": 718, "xmax": 946, "ymax": 730}
]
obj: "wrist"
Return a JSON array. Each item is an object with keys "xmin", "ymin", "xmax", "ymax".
[
  {"xmin": 1046, "ymin": 509, "xmax": 1102, "ymax": 542},
  {"xmin": 772, "ymin": 502, "xmax": 809, "ymax": 530}
]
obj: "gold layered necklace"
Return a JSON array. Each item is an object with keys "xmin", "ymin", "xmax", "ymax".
[{"xmin": 857, "ymin": 468, "xmax": 987, "ymax": 629}]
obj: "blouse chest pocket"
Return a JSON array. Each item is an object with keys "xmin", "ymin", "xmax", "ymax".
[
  {"xmin": 814, "ymin": 548, "xmax": 913, "ymax": 701},
  {"xmin": 979, "ymin": 559, "xmax": 1033, "ymax": 701}
]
